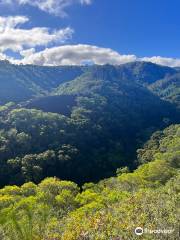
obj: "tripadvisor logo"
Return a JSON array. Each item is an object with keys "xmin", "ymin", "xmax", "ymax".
[
  {"xmin": 135, "ymin": 227, "xmax": 143, "ymax": 236},
  {"xmin": 134, "ymin": 227, "xmax": 175, "ymax": 236}
]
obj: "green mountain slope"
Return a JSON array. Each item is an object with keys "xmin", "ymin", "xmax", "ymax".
[
  {"xmin": 0, "ymin": 61, "xmax": 84, "ymax": 104},
  {"xmin": 54, "ymin": 62, "xmax": 179, "ymax": 109},
  {"xmin": 0, "ymin": 64, "xmax": 179, "ymax": 186},
  {"xmin": 0, "ymin": 60, "xmax": 179, "ymax": 106},
  {"xmin": 0, "ymin": 61, "xmax": 179, "ymax": 186},
  {"xmin": 118, "ymin": 61, "xmax": 176, "ymax": 85},
  {"xmin": 149, "ymin": 73, "xmax": 180, "ymax": 108}
]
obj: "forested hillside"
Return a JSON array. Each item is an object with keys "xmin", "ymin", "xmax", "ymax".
[
  {"xmin": 0, "ymin": 60, "xmax": 179, "ymax": 106},
  {"xmin": 0, "ymin": 61, "xmax": 84, "ymax": 104},
  {"xmin": 0, "ymin": 63, "xmax": 179, "ymax": 186},
  {"xmin": 0, "ymin": 124, "xmax": 179, "ymax": 240},
  {"xmin": 149, "ymin": 73, "xmax": 180, "ymax": 108},
  {"xmin": 0, "ymin": 61, "xmax": 179, "ymax": 239}
]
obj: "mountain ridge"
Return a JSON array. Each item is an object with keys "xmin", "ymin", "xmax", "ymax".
[{"xmin": 0, "ymin": 60, "xmax": 179, "ymax": 106}]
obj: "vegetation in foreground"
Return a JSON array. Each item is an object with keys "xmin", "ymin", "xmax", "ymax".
[{"xmin": 0, "ymin": 124, "xmax": 179, "ymax": 240}]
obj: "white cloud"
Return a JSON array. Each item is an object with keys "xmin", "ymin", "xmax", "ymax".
[
  {"xmin": 0, "ymin": 15, "xmax": 28, "ymax": 29},
  {"xmin": 20, "ymin": 48, "xmax": 36, "ymax": 57},
  {"xmin": 15, "ymin": 44, "xmax": 137, "ymax": 65},
  {"xmin": 0, "ymin": 0, "xmax": 92, "ymax": 17},
  {"xmin": 142, "ymin": 56, "xmax": 180, "ymax": 68},
  {"xmin": 0, "ymin": 16, "xmax": 73, "ymax": 52},
  {"xmin": 0, "ymin": 52, "xmax": 9, "ymax": 60},
  {"xmin": 9, "ymin": 44, "xmax": 180, "ymax": 67}
]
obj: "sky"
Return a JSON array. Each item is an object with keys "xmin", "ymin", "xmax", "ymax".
[{"xmin": 0, "ymin": 0, "xmax": 180, "ymax": 66}]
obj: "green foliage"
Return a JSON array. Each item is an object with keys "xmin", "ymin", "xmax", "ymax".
[
  {"xmin": 0, "ymin": 125, "xmax": 179, "ymax": 239},
  {"xmin": 137, "ymin": 124, "xmax": 180, "ymax": 164},
  {"xmin": 149, "ymin": 73, "xmax": 180, "ymax": 108},
  {"xmin": 0, "ymin": 61, "xmax": 179, "ymax": 239},
  {"xmin": 0, "ymin": 62, "xmax": 179, "ymax": 186}
]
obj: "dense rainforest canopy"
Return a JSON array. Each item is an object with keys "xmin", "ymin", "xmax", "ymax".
[
  {"xmin": 0, "ymin": 60, "xmax": 179, "ymax": 239},
  {"xmin": 0, "ymin": 61, "xmax": 179, "ymax": 186}
]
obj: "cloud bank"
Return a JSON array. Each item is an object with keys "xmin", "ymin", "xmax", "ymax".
[
  {"xmin": 0, "ymin": 0, "xmax": 92, "ymax": 17},
  {"xmin": 6, "ymin": 44, "xmax": 179, "ymax": 68},
  {"xmin": 18, "ymin": 44, "xmax": 137, "ymax": 65},
  {"xmin": 142, "ymin": 56, "xmax": 180, "ymax": 68},
  {"xmin": 2, "ymin": 42, "xmax": 180, "ymax": 68}
]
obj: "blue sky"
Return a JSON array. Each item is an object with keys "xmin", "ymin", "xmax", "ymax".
[{"xmin": 0, "ymin": 0, "xmax": 180, "ymax": 66}]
